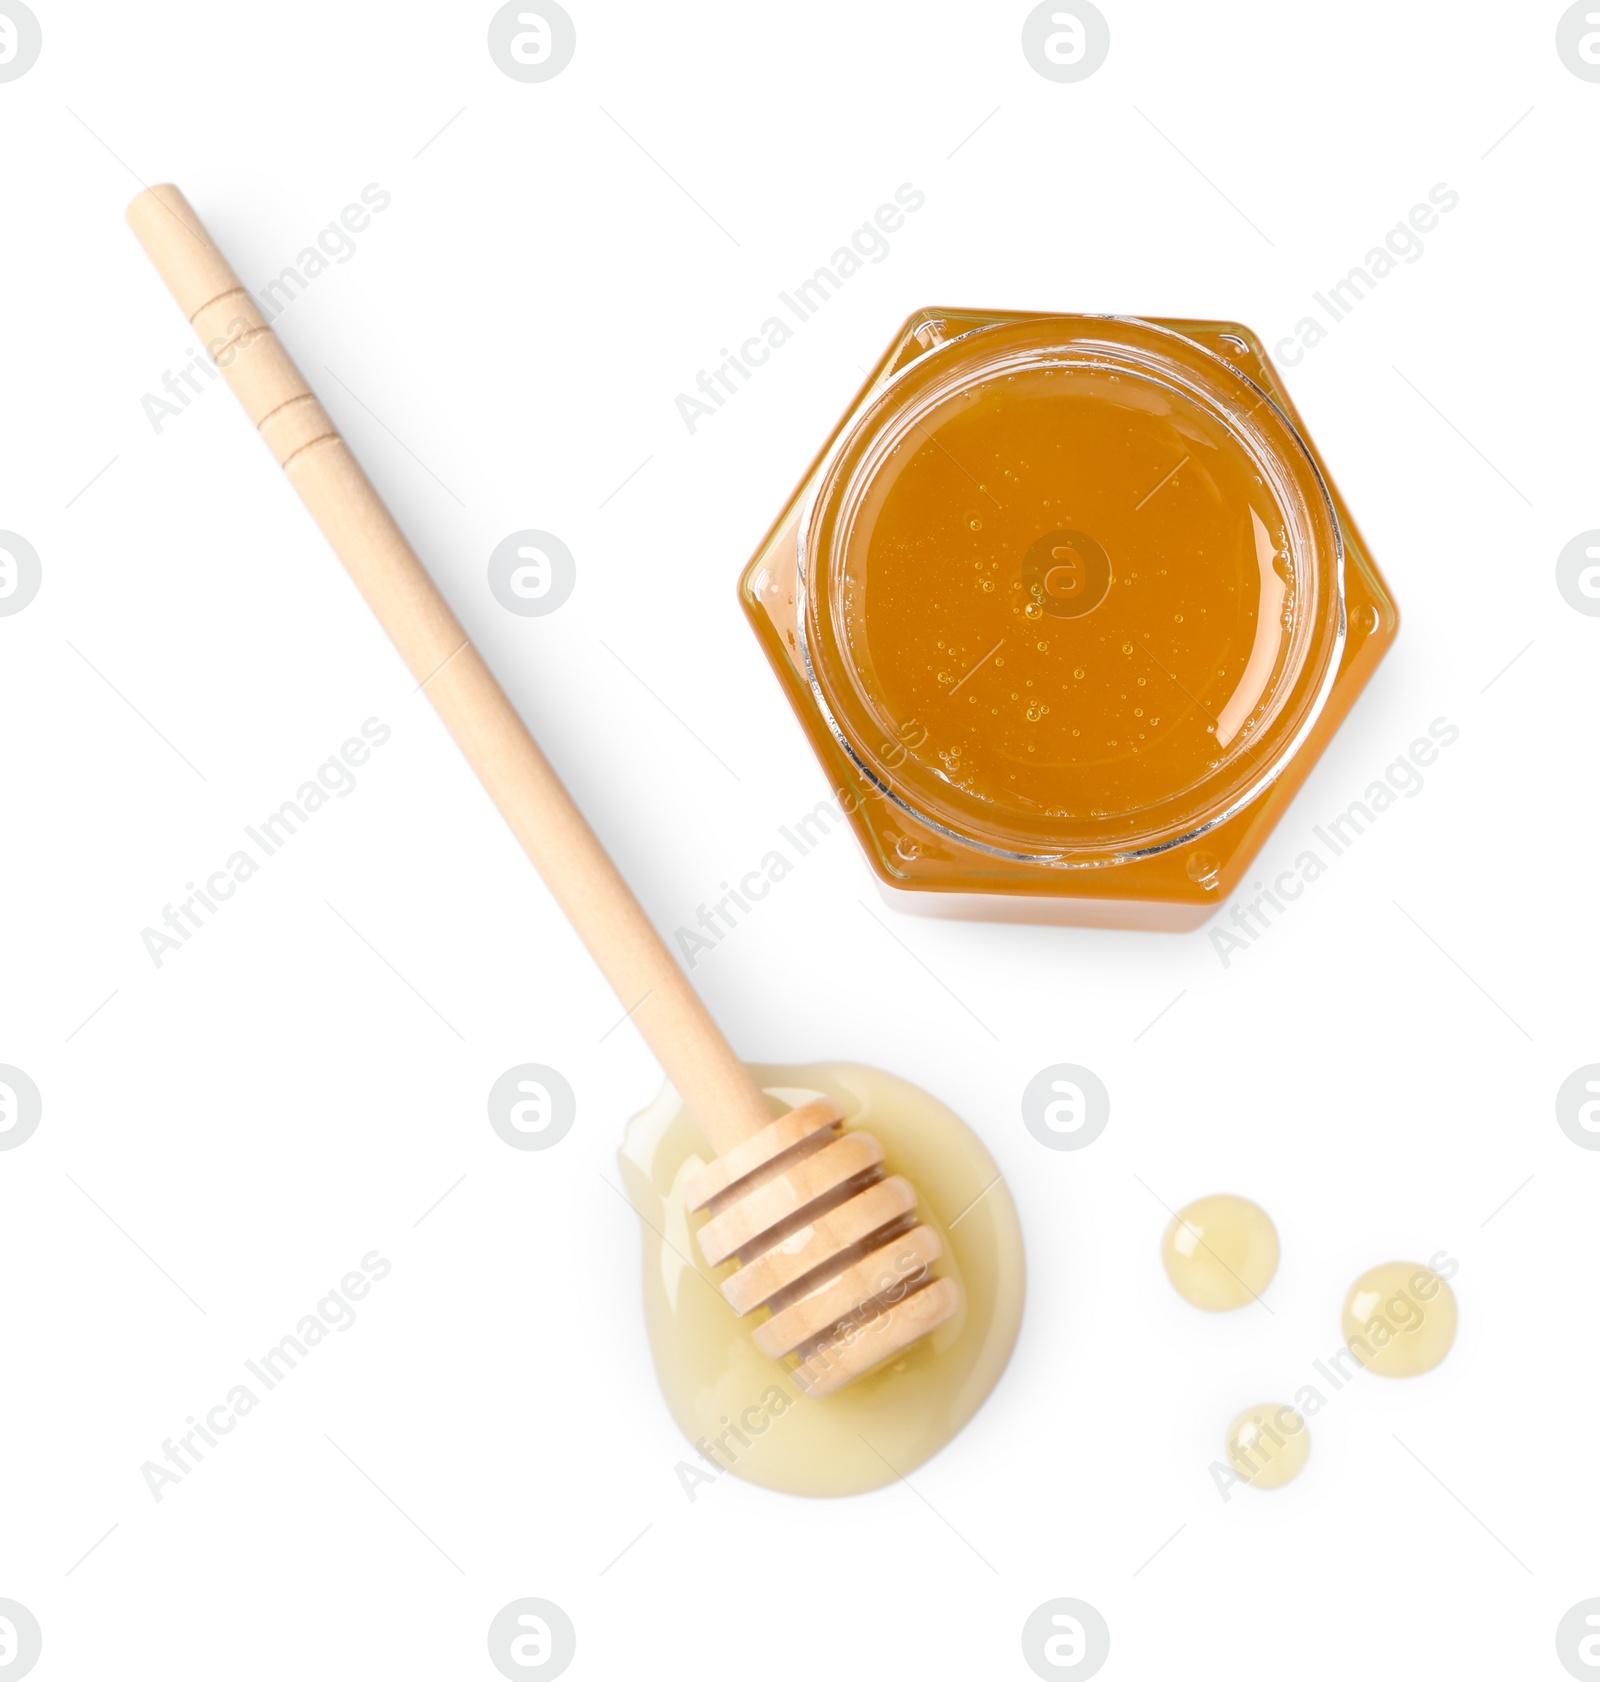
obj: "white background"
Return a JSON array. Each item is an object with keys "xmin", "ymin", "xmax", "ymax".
[{"xmin": 2, "ymin": 2, "xmax": 1596, "ymax": 1677}]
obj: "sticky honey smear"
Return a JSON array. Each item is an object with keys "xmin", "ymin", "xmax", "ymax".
[{"xmin": 618, "ymin": 1062, "xmax": 1026, "ymax": 1498}]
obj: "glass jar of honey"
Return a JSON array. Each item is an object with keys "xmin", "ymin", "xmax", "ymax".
[{"xmin": 740, "ymin": 310, "xmax": 1398, "ymax": 929}]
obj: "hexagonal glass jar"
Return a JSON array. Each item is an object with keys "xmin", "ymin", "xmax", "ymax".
[{"xmin": 739, "ymin": 309, "xmax": 1397, "ymax": 929}]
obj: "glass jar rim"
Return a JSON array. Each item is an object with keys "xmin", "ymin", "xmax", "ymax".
[{"xmin": 795, "ymin": 314, "xmax": 1349, "ymax": 868}]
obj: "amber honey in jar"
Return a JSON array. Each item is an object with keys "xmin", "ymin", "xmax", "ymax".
[{"xmin": 740, "ymin": 311, "xmax": 1397, "ymax": 929}]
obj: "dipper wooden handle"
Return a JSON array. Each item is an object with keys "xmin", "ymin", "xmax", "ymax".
[
  {"xmin": 128, "ymin": 186, "xmax": 963, "ymax": 1393},
  {"xmin": 125, "ymin": 184, "xmax": 772, "ymax": 1156}
]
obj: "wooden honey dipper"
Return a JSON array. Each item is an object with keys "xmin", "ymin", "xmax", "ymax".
[{"xmin": 126, "ymin": 185, "xmax": 960, "ymax": 1399}]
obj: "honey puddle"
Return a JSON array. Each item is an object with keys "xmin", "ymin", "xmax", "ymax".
[{"xmin": 617, "ymin": 1061, "xmax": 1025, "ymax": 1497}]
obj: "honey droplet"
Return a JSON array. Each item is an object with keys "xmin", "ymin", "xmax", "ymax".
[
  {"xmin": 1185, "ymin": 850, "xmax": 1221, "ymax": 890},
  {"xmin": 1340, "ymin": 1260, "xmax": 1458, "ymax": 1377},
  {"xmin": 1161, "ymin": 1193, "xmax": 1279, "ymax": 1311},
  {"xmin": 1225, "ymin": 1402, "xmax": 1310, "ymax": 1490}
]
